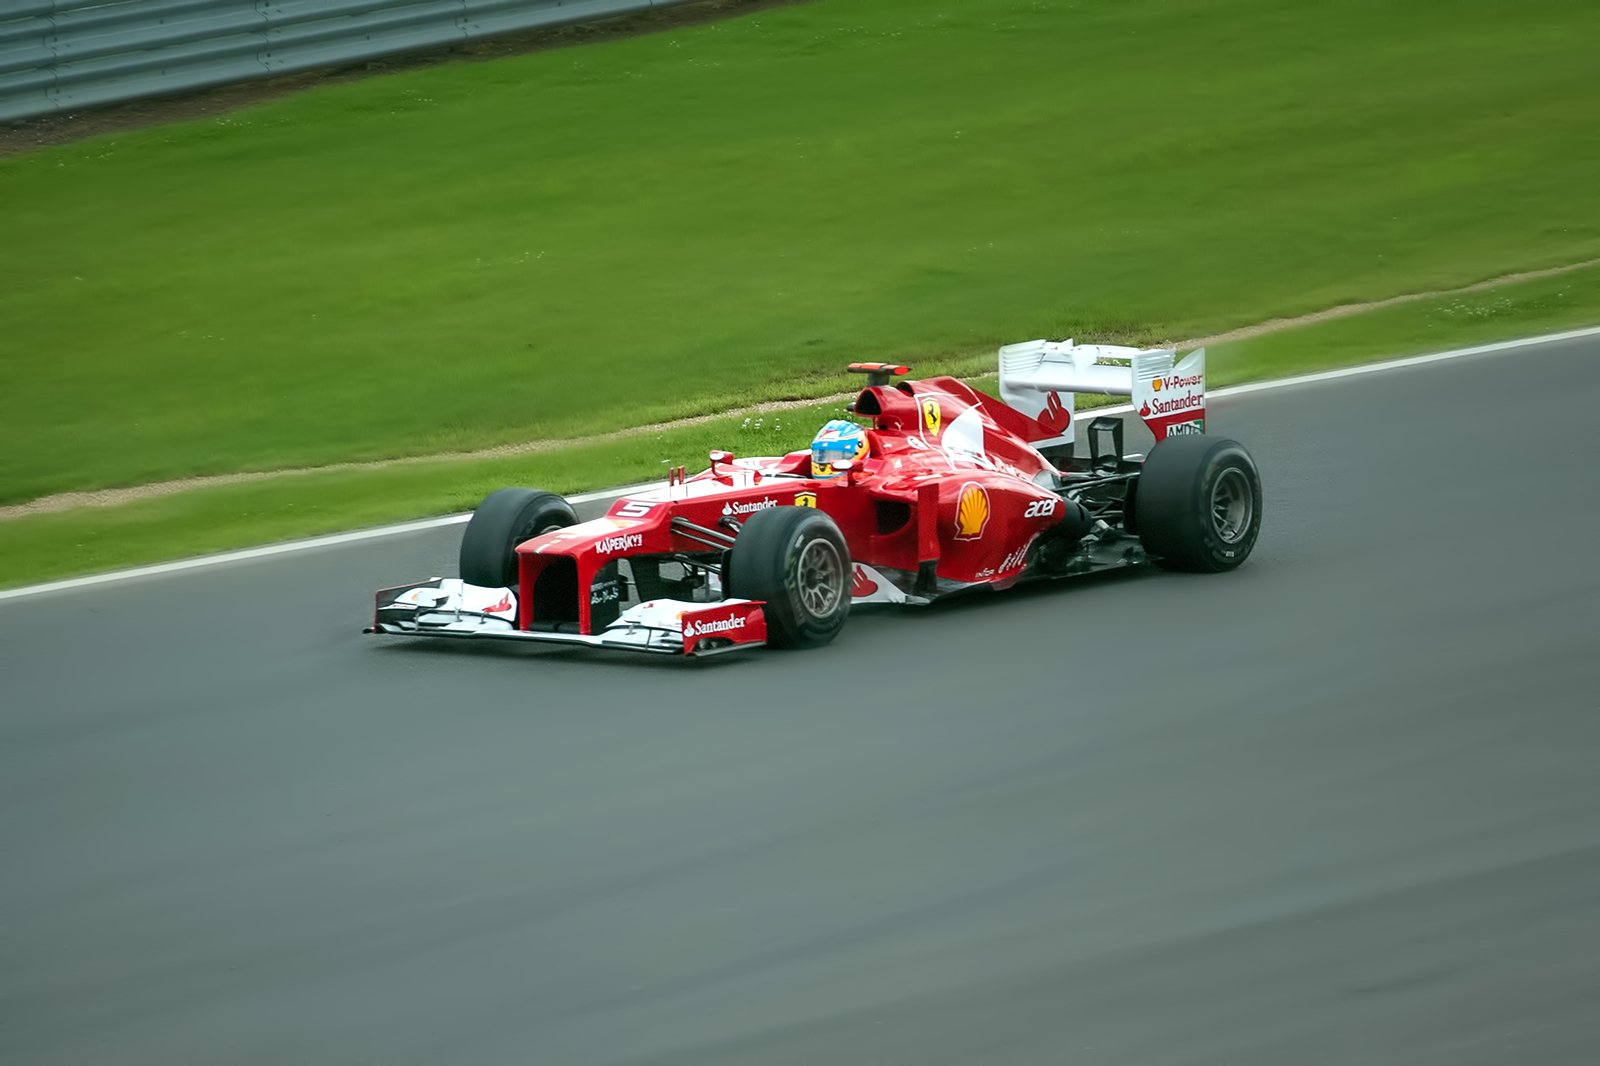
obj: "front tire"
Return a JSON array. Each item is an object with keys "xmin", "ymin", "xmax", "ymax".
[
  {"xmin": 727, "ymin": 507, "xmax": 851, "ymax": 648},
  {"xmin": 459, "ymin": 488, "xmax": 577, "ymax": 588},
  {"xmin": 1135, "ymin": 435, "xmax": 1262, "ymax": 572}
]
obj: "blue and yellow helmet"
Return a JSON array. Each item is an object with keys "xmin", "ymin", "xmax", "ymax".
[{"xmin": 810, "ymin": 419, "xmax": 869, "ymax": 477}]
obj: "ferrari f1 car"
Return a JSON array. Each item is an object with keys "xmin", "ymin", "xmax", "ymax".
[{"xmin": 366, "ymin": 339, "xmax": 1261, "ymax": 656}]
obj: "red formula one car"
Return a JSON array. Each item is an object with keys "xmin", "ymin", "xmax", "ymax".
[{"xmin": 367, "ymin": 340, "xmax": 1261, "ymax": 655}]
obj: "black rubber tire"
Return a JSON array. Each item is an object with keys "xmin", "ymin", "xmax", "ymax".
[
  {"xmin": 458, "ymin": 488, "xmax": 577, "ymax": 588},
  {"xmin": 727, "ymin": 507, "xmax": 851, "ymax": 649},
  {"xmin": 1135, "ymin": 435, "xmax": 1262, "ymax": 572}
]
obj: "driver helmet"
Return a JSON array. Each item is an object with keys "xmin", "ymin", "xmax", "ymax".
[{"xmin": 810, "ymin": 419, "xmax": 869, "ymax": 477}]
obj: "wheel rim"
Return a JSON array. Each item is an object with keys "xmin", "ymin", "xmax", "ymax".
[
  {"xmin": 518, "ymin": 519, "xmax": 568, "ymax": 544},
  {"xmin": 1209, "ymin": 468, "xmax": 1254, "ymax": 544},
  {"xmin": 795, "ymin": 537, "xmax": 844, "ymax": 618}
]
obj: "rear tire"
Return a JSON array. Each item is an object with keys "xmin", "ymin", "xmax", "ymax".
[
  {"xmin": 1135, "ymin": 436, "xmax": 1262, "ymax": 572},
  {"xmin": 727, "ymin": 507, "xmax": 851, "ymax": 648},
  {"xmin": 459, "ymin": 488, "xmax": 577, "ymax": 588}
]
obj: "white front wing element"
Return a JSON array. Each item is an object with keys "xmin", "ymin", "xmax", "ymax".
[
  {"xmin": 997, "ymin": 338, "xmax": 1206, "ymax": 448},
  {"xmin": 383, "ymin": 580, "xmax": 518, "ymax": 632},
  {"xmin": 371, "ymin": 579, "xmax": 764, "ymax": 655}
]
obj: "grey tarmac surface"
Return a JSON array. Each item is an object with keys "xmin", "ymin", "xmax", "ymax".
[{"xmin": 3, "ymin": 336, "xmax": 1599, "ymax": 1065}]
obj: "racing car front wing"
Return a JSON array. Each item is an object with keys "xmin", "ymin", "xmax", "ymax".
[{"xmin": 365, "ymin": 578, "xmax": 768, "ymax": 657}]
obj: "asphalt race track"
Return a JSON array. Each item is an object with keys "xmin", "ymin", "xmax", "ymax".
[{"xmin": 3, "ymin": 337, "xmax": 1599, "ymax": 1065}]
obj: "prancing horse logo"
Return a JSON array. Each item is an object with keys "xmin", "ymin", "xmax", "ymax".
[{"xmin": 921, "ymin": 398, "xmax": 941, "ymax": 436}]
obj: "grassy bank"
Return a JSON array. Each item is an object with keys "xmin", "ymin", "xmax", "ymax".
[
  {"xmin": 3, "ymin": 264, "xmax": 1596, "ymax": 589},
  {"xmin": 3, "ymin": 0, "xmax": 1599, "ymax": 505}
]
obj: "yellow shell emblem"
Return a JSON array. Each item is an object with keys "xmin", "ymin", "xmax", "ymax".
[
  {"xmin": 1152, "ymin": 377, "xmax": 1164, "ymax": 392},
  {"xmin": 921, "ymin": 398, "xmax": 941, "ymax": 436},
  {"xmin": 794, "ymin": 492, "xmax": 818, "ymax": 508},
  {"xmin": 954, "ymin": 481, "xmax": 990, "ymax": 540}
]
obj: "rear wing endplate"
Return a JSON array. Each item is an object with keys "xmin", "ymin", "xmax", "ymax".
[{"xmin": 997, "ymin": 339, "xmax": 1207, "ymax": 447}]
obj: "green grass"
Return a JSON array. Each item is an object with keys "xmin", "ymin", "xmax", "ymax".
[
  {"xmin": 3, "ymin": 263, "xmax": 1596, "ymax": 589},
  {"xmin": 3, "ymin": 0, "xmax": 1600, "ymax": 505},
  {"xmin": 0, "ymin": 405, "xmax": 840, "ymax": 586},
  {"xmin": 1209, "ymin": 268, "xmax": 1600, "ymax": 387}
]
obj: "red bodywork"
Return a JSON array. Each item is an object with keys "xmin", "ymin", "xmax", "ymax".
[{"xmin": 514, "ymin": 375, "xmax": 1075, "ymax": 635}]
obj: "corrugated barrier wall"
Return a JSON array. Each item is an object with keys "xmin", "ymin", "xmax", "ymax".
[{"xmin": 0, "ymin": 0, "xmax": 698, "ymax": 123}]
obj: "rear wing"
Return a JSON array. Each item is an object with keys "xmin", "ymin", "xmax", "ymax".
[{"xmin": 997, "ymin": 339, "xmax": 1206, "ymax": 448}]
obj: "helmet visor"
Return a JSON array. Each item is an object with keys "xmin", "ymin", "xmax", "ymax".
[{"xmin": 811, "ymin": 441, "xmax": 860, "ymax": 468}]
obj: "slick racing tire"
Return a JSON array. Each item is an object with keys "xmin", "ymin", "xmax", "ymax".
[
  {"xmin": 459, "ymin": 488, "xmax": 577, "ymax": 588},
  {"xmin": 1135, "ymin": 435, "xmax": 1262, "ymax": 573},
  {"xmin": 727, "ymin": 507, "xmax": 851, "ymax": 649}
]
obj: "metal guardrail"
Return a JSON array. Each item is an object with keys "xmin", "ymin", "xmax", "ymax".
[{"xmin": 0, "ymin": 0, "xmax": 697, "ymax": 123}]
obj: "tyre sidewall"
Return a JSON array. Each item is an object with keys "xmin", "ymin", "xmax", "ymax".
[
  {"xmin": 1188, "ymin": 444, "xmax": 1262, "ymax": 570},
  {"xmin": 778, "ymin": 518, "xmax": 850, "ymax": 645},
  {"xmin": 728, "ymin": 508, "xmax": 851, "ymax": 648},
  {"xmin": 459, "ymin": 488, "xmax": 577, "ymax": 588},
  {"xmin": 1136, "ymin": 436, "xmax": 1262, "ymax": 572}
]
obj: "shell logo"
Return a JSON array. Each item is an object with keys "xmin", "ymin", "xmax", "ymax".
[
  {"xmin": 921, "ymin": 398, "xmax": 941, "ymax": 436},
  {"xmin": 794, "ymin": 492, "xmax": 818, "ymax": 508},
  {"xmin": 954, "ymin": 481, "xmax": 990, "ymax": 540},
  {"xmin": 1152, "ymin": 377, "xmax": 1164, "ymax": 392}
]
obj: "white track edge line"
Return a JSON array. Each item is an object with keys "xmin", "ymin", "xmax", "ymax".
[
  {"xmin": 0, "ymin": 480, "xmax": 662, "ymax": 602},
  {"xmin": 5, "ymin": 324, "xmax": 1598, "ymax": 602}
]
